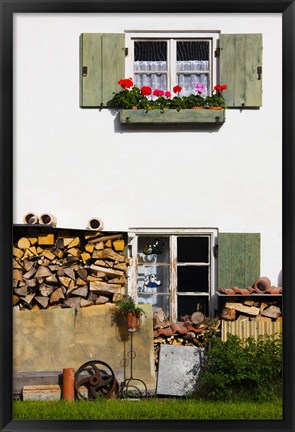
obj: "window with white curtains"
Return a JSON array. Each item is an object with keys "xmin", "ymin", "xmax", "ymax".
[{"xmin": 125, "ymin": 32, "xmax": 219, "ymax": 97}]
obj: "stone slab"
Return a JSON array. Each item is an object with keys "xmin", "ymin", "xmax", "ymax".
[
  {"xmin": 22, "ymin": 385, "xmax": 61, "ymax": 401},
  {"xmin": 156, "ymin": 345, "xmax": 205, "ymax": 397}
]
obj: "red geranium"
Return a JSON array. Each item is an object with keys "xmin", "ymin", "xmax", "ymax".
[
  {"xmin": 141, "ymin": 86, "xmax": 153, "ymax": 96},
  {"xmin": 164, "ymin": 91, "xmax": 171, "ymax": 98},
  {"xmin": 214, "ymin": 84, "xmax": 227, "ymax": 93},
  {"xmin": 118, "ymin": 78, "xmax": 134, "ymax": 90},
  {"xmin": 153, "ymin": 89, "xmax": 165, "ymax": 97},
  {"xmin": 173, "ymin": 85, "xmax": 182, "ymax": 94}
]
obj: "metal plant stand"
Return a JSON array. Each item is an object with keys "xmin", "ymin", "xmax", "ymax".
[{"xmin": 120, "ymin": 329, "xmax": 148, "ymax": 398}]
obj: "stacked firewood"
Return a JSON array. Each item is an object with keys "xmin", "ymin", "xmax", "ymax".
[
  {"xmin": 221, "ymin": 299, "xmax": 282, "ymax": 322},
  {"xmin": 13, "ymin": 228, "xmax": 129, "ymax": 311}
]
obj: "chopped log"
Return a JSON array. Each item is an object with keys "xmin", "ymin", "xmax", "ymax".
[
  {"xmin": 112, "ymin": 293, "xmax": 125, "ymax": 303},
  {"xmin": 67, "ymin": 279, "xmax": 77, "ymax": 295},
  {"xmin": 63, "ymin": 237, "xmax": 75, "ymax": 247},
  {"xmin": 39, "ymin": 284, "xmax": 55, "ymax": 297},
  {"xmin": 55, "ymin": 238, "xmax": 65, "ymax": 250},
  {"xmin": 85, "ymin": 244, "xmax": 95, "ymax": 253},
  {"xmin": 58, "ymin": 277, "xmax": 72, "ymax": 288},
  {"xmin": 87, "ymin": 292, "xmax": 98, "ymax": 303},
  {"xmin": 67, "ymin": 248, "xmax": 81, "ymax": 257},
  {"xmin": 63, "ymin": 297, "xmax": 80, "ymax": 308},
  {"xmin": 77, "ymin": 268, "xmax": 88, "ymax": 281},
  {"xmin": 225, "ymin": 302, "xmax": 260, "ymax": 316},
  {"xmin": 244, "ymin": 300, "xmax": 254, "ymax": 306},
  {"xmin": 54, "ymin": 248, "xmax": 64, "ymax": 259},
  {"xmin": 221, "ymin": 307, "xmax": 236, "ymax": 320},
  {"xmin": 67, "ymin": 237, "xmax": 80, "ymax": 249},
  {"xmin": 80, "ymin": 299, "xmax": 94, "ymax": 307},
  {"xmin": 113, "ymin": 240, "xmax": 125, "ymax": 251},
  {"xmin": 23, "ymin": 249, "xmax": 35, "ymax": 259},
  {"xmin": 72, "ymin": 286, "xmax": 88, "ymax": 298},
  {"xmin": 260, "ymin": 302, "xmax": 269, "ymax": 312},
  {"xmin": 28, "ymin": 246, "xmax": 38, "ymax": 256},
  {"xmin": 261, "ymin": 305, "xmax": 281, "ymax": 319},
  {"xmin": 13, "ymin": 247, "xmax": 24, "ymax": 259},
  {"xmin": 42, "ymin": 250, "xmax": 56, "ymax": 260},
  {"xmin": 22, "ymin": 293, "xmax": 36, "ymax": 305},
  {"xmin": 35, "ymin": 296, "xmax": 49, "ymax": 308},
  {"xmin": 94, "ymin": 242, "xmax": 104, "ymax": 251},
  {"xmin": 14, "ymin": 286, "xmax": 28, "ymax": 296},
  {"xmin": 57, "ymin": 267, "xmax": 65, "ymax": 277},
  {"xmin": 63, "ymin": 256, "xmax": 80, "ymax": 267},
  {"xmin": 13, "ymin": 269, "xmax": 24, "ymax": 281},
  {"xmin": 50, "ymin": 287, "xmax": 65, "ymax": 304},
  {"xmin": 87, "ymin": 274, "xmax": 106, "ymax": 281},
  {"xmin": 95, "ymin": 296, "xmax": 110, "ymax": 304},
  {"xmin": 76, "ymin": 277, "xmax": 88, "ymax": 286},
  {"xmin": 38, "ymin": 234, "xmax": 55, "ymax": 246},
  {"xmin": 45, "ymin": 274, "xmax": 59, "ymax": 284},
  {"xmin": 113, "ymin": 262, "xmax": 128, "ymax": 272},
  {"xmin": 28, "ymin": 237, "xmax": 38, "ymax": 246},
  {"xmin": 49, "ymin": 264, "xmax": 61, "ymax": 272},
  {"xmin": 191, "ymin": 311, "xmax": 205, "ymax": 325},
  {"xmin": 85, "ymin": 231, "xmax": 103, "ymax": 240},
  {"xmin": 93, "ymin": 259, "xmax": 113, "ymax": 268},
  {"xmin": 237, "ymin": 315, "xmax": 249, "ymax": 321},
  {"xmin": 32, "ymin": 304, "xmax": 41, "ymax": 311},
  {"xmin": 17, "ymin": 237, "xmax": 31, "ymax": 250},
  {"xmin": 27, "ymin": 279, "xmax": 37, "ymax": 288},
  {"xmin": 153, "ymin": 307, "xmax": 171, "ymax": 329},
  {"xmin": 13, "ymin": 295, "xmax": 20, "ymax": 305},
  {"xmin": 23, "ymin": 259, "xmax": 34, "ymax": 271},
  {"xmin": 109, "ymin": 276, "xmax": 126, "ymax": 285},
  {"xmin": 13, "ymin": 258, "xmax": 23, "ymax": 269},
  {"xmin": 105, "ymin": 240, "xmax": 112, "ymax": 248},
  {"xmin": 89, "ymin": 264, "xmax": 123, "ymax": 278},
  {"xmin": 64, "ymin": 268, "xmax": 76, "ymax": 280},
  {"xmin": 23, "ymin": 267, "xmax": 37, "ymax": 279},
  {"xmin": 35, "ymin": 266, "xmax": 53, "ymax": 278},
  {"xmin": 89, "ymin": 281, "xmax": 121, "ymax": 295},
  {"xmin": 88, "ymin": 233, "xmax": 123, "ymax": 245},
  {"xmin": 81, "ymin": 252, "xmax": 91, "ymax": 262}
]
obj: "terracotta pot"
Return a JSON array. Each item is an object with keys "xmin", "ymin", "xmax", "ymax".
[
  {"xmin": 127, "ymin": 312, "xmax": 140, "ymax": 332},
  {"xmin": 131, "ymin": 106, "xmax": 138, "ymax": 110},
  {"xmin": 191, "ymin": 106, "xmax": 204, "ymax": 110},
  {"xmin": 253, "ymin": 276, "xmax": 271, "ymax": 292},
  {"xmin": 209, "ymin": 106, "xmax": 223, "ymax": 110}
]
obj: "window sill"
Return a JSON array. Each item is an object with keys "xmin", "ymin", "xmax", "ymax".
[{"xmin": 119, "ymin": 109, "xmax": 225, "ymax": 125}]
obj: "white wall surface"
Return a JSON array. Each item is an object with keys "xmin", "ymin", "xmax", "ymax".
[{"xmin": 13, "ymin": 13, "xmax": 282, "ymax": 284}]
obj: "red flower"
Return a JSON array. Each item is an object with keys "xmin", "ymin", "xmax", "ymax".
[
  {"xmin": 214, "ymin": 84, "xmax": 227, "ymax": 93},
  {"xmin": 153, "ymin": 89, "xmax": 165, "ymax": 97},
  {"xmin": 173, "ymin": 85, "xmax": 182, "ymax": 94},
  {"xmin": 141, "ymin": 86, "xmax": 153, "ymax": 96},
  {"xmin": 164, "ymin": 91, "xmax": 171, "ymax": 98},
  {"xmin": 118, "ymin": 78, "xmax": 133, "ymax": 89}
]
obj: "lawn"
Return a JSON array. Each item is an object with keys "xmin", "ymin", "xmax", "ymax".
[{"xmin": 13, "ymin": 398, "xmax": 282, "ymax": 420}]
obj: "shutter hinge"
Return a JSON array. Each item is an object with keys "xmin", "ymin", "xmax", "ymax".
[
  {"xmin": 125, "ymin": 47, "xmax": 128, "ymax": 56},
  {"xmin": 257, "ymin": 66, "xmax": 262, "ymax": 80},
  {"xmin": 215, "ymin": 47, "xmax": 220, "ymax": 57},
  {"xmin": 213, "ymin": 245, "xmax": 218, "ymax": 258}
]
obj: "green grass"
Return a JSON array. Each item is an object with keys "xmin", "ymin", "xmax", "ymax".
[{"xmin": 13, "ymin": 398, "xmax": 282, "ymax": 420}]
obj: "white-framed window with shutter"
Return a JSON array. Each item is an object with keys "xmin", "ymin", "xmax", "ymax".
[{"xmin": 124, "ymin": 32, "xmax": 220, "ymax": 97}]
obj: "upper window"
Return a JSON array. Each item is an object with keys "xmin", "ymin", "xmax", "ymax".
[{"xmin": 125, "ymin": 32, "xmax": 219, "ymax": 97}]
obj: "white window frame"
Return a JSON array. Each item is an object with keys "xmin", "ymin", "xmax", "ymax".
[
  {"xmin": 124, "ymin": 31, "xmax": 220, "ymax": 95},
  {"xmin": 128, "ymin": 228, "xmax": 218, "ymax": 322}
]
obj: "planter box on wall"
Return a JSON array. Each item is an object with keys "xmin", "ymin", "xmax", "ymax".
[{"xmin": 119, "ymin": 109, "xmax": 226, "ymax": 125}]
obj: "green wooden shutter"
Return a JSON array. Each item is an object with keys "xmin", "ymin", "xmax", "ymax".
[
  {"xmin": 80, "ymin": 33, "xmax": 125, "ymax": 108},
  {"xmin": 220, "ymin": 34, "xmax": 262, "ymax": 108},
  {"xmin": 218, "ymin": 233, "xmax": 260, "ymax": 289}
]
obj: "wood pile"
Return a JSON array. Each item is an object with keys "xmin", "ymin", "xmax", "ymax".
[
  {"xmin": 221, "ymin": 299, "xmax": 282, "ymax": 322},
  {"xmin": 13, "ymin": 228, "xmax": 129, "ymax": 311}
]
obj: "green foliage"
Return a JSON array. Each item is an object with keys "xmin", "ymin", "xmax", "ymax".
[
  {"xmin": 196, "ymin": 334, "xmax": 282, "ymax": 401},
  {"xmin": 13, "ymin": 398, "xmax": 282, "ymax": 420},
  {"xmin": 115, "ymin": 295, "xmax": 145, "ymax": 317},
  {"xmin": 111, "ymin": 86, "xmax": 142, "ymax": 109}
]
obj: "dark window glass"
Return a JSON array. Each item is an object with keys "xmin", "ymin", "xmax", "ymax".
[
  {"xmin": 177, "ymin": 296, "xmax": 208, "ymax": 319},
  {"xmin": 134, "ymin": 41, "xmax": 167, "ymax": 62},
  {"xmin": 177, "ymin": 41, "xmax": 209, "ymax": 61},
  {"xmin": 177, "ymin": 237, "xmax": 208, "ymax": 262},
  {"xmin": 177, "ymin": 266, "xmax": 208, "ymax": 292}
]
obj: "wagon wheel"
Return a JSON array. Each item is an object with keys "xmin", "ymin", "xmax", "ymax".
[{"xmin": 74, "ymin": 360, "xmax": 118, "ymax": 400}]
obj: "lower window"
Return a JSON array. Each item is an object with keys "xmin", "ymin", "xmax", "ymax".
[{"xmin": 128, "ymin": 229, "xmax": 217, "ymax": 322}]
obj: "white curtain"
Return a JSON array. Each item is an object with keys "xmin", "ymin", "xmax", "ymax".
[{"xmin": 134, "ymin": 60, "xmax": 209, "ymax": 96}]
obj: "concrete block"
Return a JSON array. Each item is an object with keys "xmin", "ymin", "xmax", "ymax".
[
  {"xmin": 156, "ymin": 345, "xmax": 205, "ymax": 397},
  {"xmin": 22, "ymin": 385, "xmax": 61, "ymax": 401}
]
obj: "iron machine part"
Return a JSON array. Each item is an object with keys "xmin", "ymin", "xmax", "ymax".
[{"xmin": 74, "ymin": 360, "xmax": 119, "ymax": 400}]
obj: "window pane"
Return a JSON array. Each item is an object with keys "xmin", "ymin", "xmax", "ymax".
[
  {"xmin": 177, "ymin": 295, "xmax": 208, "ymax": 319},
  {"xmin": 177, "ymin": 266, "xmax": 208, "ymax": 292},
  {"xmin": 177, "ymin": 237, "xmax": 209, "ymax": 262},
  {"xmin": 138, "ymin": 236, "xmax": 169, "ymax": 264},
  {"xmin": 177, "ymin": 41, "xmax": 209, "ymax": 61},
  {"xmin": 138, "ymin": 294, "xmax": 170, "ymax": 318},
  {"xmin": 134, "ymin": 73, "xmax": 167, "ymax": 91},
  {"xmin": 138, "ymin": 265, "xmax": 170, "ymax": 294},
  {"xmin": 135, "ymin": 41, "xmax": 167, "ymax": 62}
]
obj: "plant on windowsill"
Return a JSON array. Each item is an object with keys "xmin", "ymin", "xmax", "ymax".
[
  {"xmin": 114, "ymin": 295, "xmax": 146, "ymax": 332},
  {"xmin": 205, "ymin": 84, "xmax": 227, "ymax": 109}
]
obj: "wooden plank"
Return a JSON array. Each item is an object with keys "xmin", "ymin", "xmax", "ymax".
[
  {"xmin": 120, "ymin": 109, "xmax": 225, "ymax": 124},
  {"xmin": 244, "ymin": 233, "xmax": 260, "ymax": 287},
  {"xmin": 221, "ymin": 320, "xmax": 282, "ymax": 342},
  {"xmin": 80, "ymin": 33, "xmax": 102, "ymax": 107},
  {"xmin": 101, "ymin": 33, "xmax": 125, "ymax": 107}
]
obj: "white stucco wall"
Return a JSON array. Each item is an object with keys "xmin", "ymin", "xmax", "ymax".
[{"xmin": 13, "ymin": 13, "xmax": 282, "ymax": 284}]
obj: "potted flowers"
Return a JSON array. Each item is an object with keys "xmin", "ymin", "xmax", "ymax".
[
  {"xmin": 206, "ymin": 84, "xmax": 227, "ymax": 109},
  {"xmin": 115, "ymin": 295, "xmax": 146, "ymax": 332}
]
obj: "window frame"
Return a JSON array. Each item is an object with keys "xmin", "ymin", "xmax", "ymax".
[
  {"xmin": 125, "ymin": 31, "xmax": 220, "ymax": 96},
  {"xmin": 128, "ymin": 227, "xmax": 218, "ymax": 322}
]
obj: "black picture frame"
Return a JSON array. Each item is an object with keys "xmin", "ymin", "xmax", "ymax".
[{"xmin": 0, "ymin": 1, "xmax": 294, "ymax": 431}]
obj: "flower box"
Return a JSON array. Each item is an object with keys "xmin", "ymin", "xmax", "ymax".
[{"xmin": 119, "ymin": 109, "xmax": 225, "ymax": 125}]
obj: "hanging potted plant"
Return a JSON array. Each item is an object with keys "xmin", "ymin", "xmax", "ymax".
[{"xmin": 115, "ymin": 295, "xmax": 146, "ymax": 332}]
